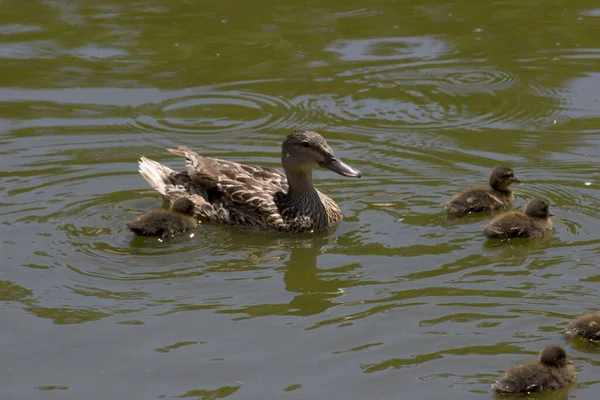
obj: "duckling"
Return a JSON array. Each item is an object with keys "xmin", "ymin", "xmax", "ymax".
[
  {"xmin": 127, "ymin": 197, "xmax": 198, "ymax": 237},
  {"xmin": 483, "ymin": 198, "xmax": 553, "ymax": 239},
  {"xmin": 443, "ymin": 166, "xmax": 520, "ymax": 216},
  {"xmin": 492, "ymin": 345, "xmax": 577, "ymax": 394},
  {"xmin": 565, "ymin": 312, "xmax": 600, "ymax": 342}
]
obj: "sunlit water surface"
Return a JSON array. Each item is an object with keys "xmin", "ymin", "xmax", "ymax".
[{"xmin": 2, "ymin": 1, "xmax": 600, "ymax": 399}]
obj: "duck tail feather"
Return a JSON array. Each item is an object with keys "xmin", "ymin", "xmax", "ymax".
[{"xmin": 138, "ymin": 156, "xmax": 175, "ymax": 196}]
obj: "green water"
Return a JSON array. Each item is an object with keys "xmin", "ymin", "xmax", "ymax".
[{"xmin": 1, "ymin": 0, "xmax": 600, "ymax": 398}]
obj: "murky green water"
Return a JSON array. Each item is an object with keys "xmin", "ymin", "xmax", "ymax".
[{"xmin": 2, "ymin": 0, "xmax": 600, "ymax": 398}]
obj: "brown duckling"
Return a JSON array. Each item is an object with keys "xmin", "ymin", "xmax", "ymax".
[
  {"xmin": 443, "ymin": 166, "xmax": 520, "ymax": 216},
  {"xmin": 127, "ymin": 197, "xmax": 198, "ymax": 237},
  {"xmin": 565, "ymin": 312, "xmax": 600, "ymax": 342},
  {"xmin": 492, "ymin": 345, "xmax": 577, "ymax": 394},
  {"xmin": 483, "ymin": 198, "xmax": 553, "ymax": 239}
]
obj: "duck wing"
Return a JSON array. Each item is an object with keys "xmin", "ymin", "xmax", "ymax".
[
  {"xmin": 167, "ymin": 146, "xmax": 288, "ymax": 192},
  {"xmin": 166, "ymin": 147, "xmax": 289, "ymax": 229},
  {"xmin": 215, "ymin": 158, "xmax": 288, "ymax": 189}
]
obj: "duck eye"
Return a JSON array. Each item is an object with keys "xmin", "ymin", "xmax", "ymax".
[{"xmin": 301, "ymin": 141, "xmax": 310, "ymax": 148}]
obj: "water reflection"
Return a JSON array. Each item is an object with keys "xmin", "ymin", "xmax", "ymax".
[
  {"xmin": 326, "ymin": 36, "xmax": 447, "ymax": 61},
  {"xmin": 491, "ymin": 385, "xmax": 571, "ymax": 400},
  {"xmin": 217, "ymin": 233, "xmax": 360, "ymax": 319},
  {"xmin": 2, "ymin": 0, "xmax": 600, "ymax": 398},
  {"xmin": 177, "ymin": 386, "xmax": 241, "ymax": 399}
]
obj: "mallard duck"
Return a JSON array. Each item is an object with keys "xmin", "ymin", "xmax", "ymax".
[
  {"xmin": 565, "ymin": 312, "xmax": 600, "ymax": 342},
  {"xmin": 136, "ymin": 130, "xmax": 362, "ymax": 233},
  {"xmin": 483, "ymin": 198, "xmax": 553, "ymax": 239},
  {"xmin": 443, "ymin": 166, "xmax": 520, "ymax": 216},
  {"xmin": 492, "ymin": 345, "xmax": 577, "ymax": 394},
  {"xmin": 127, "ymin": 197, "xmax": 198, "ymax": 237}
]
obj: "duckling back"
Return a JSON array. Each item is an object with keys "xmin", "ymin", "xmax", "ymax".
[
  {"xmin": 565, "ymin": 313, "xmax": 600, "ymax": 341},
  {"xmin": 483, "ymin": 211, "xmax": 536, "ymax": 238},
  {"xmin": 492, "ymin": 362, "xmax": 576, "ymax": 393},
  {"xmin": 127, "ymin": 210, "xmax": 196, "ymax": 237},
  {"xmin": 127, "ymin": 198, "xmax": 198, "ymax": 237},
  {"xmin": 443, "ymin": 186, "xmax": 513, "ymax": 216}
]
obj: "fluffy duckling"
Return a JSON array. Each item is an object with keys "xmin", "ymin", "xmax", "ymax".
[
  {"xmin": 443, "ymin": 166, "xmax": 520, "ymax": 216},
  {"xmin": 127, "ymin": 197, "xmax": 198, "ymax": 237},
  {"xmin": 483, "ymin": 198, "xmax": 553, "ymax": 239},
  {"xmin": 492, "ymin": 345, "xmax": 577, "ymax": 394},
  {"xmin": 565, "ymin": 313, "xmax": 600, "ymax": 342}
]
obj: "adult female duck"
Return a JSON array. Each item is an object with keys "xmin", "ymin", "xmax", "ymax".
[{"xmin": 136, "ymin": 130, "xmax": 362, "ymax": 233}]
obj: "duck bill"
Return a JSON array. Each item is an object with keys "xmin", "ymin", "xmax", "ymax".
[
  {"xmin": 323, "ymin": 157, "xmax": 362, "ymax": 178},
  {"xmin": 513, "ymin": 177, "xmax": 522, "ymax": 183}
]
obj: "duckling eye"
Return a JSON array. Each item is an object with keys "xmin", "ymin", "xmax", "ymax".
[{"xmin": 301, "ymin": 141, "xmax": 311, "ymax": 148}]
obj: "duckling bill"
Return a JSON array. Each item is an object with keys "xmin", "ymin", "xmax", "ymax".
[
  {"xmin": 565, "ymin": 312, "xmax": 600, "ymax": 342},
  {"xmin": 483, "ymin": 198, "xmax": 553, "ymax": 239},
  {"xmin": 443, "ymin": 166, "xmax": 520, "ymax": 216},
  {"xmin": 492, "ymin": 345, "xmax": 577, "ymax": 394},
  {"xmin": 127, "ymin": 197, "xmax": 198, "ymax": 237}
]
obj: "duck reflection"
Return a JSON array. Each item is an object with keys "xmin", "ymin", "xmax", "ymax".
[{"xmin": 217, "ymin": 228, "xmax": 359, "ymax": 319}]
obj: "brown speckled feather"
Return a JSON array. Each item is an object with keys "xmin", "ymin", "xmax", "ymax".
[
  {"xmin": 138, "ymin": 144, "xmax": 344, "ymax": 233},
  {"xmin": 167, "ymin": 146, "xmax": 288, "ymax": 191}
]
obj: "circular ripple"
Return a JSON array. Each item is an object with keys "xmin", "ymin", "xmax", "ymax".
[
  {"xmin": 47, "ymin": 192, "xmax": 225, "ymax": 280},
  {"xmin": 313, "ymin": 60, "xmax": 563, "ymax": 132},
  {"xmin": 48, "ymin": 188, "xmax": 330, "ymax": 282},
  {"xmin": 326, "ymin": 36, "xmax": 447, "ymax": 62},
  {"xmin": 129, "ymin": 87, "xmax": 297, "ymax": 135},
  {"xmin": 431, "ymin": 67, "xmax": 519, "ymax": 93}
]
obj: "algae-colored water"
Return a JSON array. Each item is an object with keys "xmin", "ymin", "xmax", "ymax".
[{"xmin": 1, "ymin": 1, "xmax": 600, "ymax": 398}]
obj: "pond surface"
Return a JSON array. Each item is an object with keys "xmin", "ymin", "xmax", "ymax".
[{"xmin": 1, "ymin": 0, "xmax": 600, "ymax": 399}]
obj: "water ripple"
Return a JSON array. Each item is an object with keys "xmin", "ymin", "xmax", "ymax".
[
  {"xmin": 326, "ymin": 36, "xmax": 448, "ymax": 62},
  {"xmin": 2, "ymin": 0, "xmax": 600, "ymax": 398},
  {"xmin": 0, "ymin": 81, "xmax": 342, "ymax": 145},
  {"xmin": 430, "ymin": 66, "xmax": 518, "ymax": 94},
  {"xmin": 132, "ymin": 88, "xmax": 296, "ymax": 134},
  {"xmin": 319, "ymin": 64, "xmax": 559, "ymax": 131}
]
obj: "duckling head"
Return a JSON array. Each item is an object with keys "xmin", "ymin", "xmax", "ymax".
[
  {"xmin": 538, "ymin": 345, "xmax": 571, "ymax": 368},
  {"xmin": 281, "ymin": 130, "xmax": 361, "ymax": 178},
  {"xmin": 524, "ymin": 198, "xmax": 553, "ymax": 219},
  {"xmin": 171, "ymin": 197, "xmax": 195, "ymax": 216},
  {"xmin": 489, "ymin": 166, "xmax": 520, "ymax": 191}
]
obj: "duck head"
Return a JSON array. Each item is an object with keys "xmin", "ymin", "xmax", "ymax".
[
  {"xmin": 490, "ymin": 166, "xmax": 520, "ymax": 191},
  {"xmin": 281, "ymin": 130, "xmax": 362, "ymax": 178},
  {"xmin": 538, "ymin": 345, "xmax": 572, "ymax": 367},
  {"xmin": 171, "ymin": 197, "xmax": 195, "ymax": 216},
  {"xmin": 524, "ymin": 198, "xmax": 553, "ymax": 218}
]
